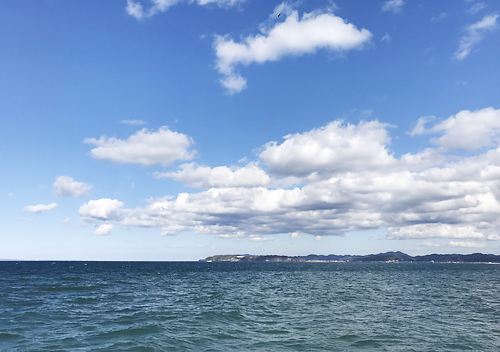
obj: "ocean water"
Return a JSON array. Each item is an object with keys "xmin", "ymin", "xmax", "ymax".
[{"xmin": 1, "ymin": 262, "xmax": 500, "ymax": 351}]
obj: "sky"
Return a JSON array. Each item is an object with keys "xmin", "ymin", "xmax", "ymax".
[{"xmin": 1, "ymin": 0, "xmax": 500, "ymax": 261}]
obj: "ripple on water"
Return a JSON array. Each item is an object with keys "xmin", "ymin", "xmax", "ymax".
[{"xmin": 1, "ymin": 262, "xmax": 500, "ymax": 351}]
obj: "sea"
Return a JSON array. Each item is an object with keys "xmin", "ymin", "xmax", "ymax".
[{"xmin": 1, "ymin": 261, "xmax": 500, "ymax": 351}]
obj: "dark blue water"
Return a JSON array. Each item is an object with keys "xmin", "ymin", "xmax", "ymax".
[{"xmin": 1, "ymin": 261, "xmax": 500, "ymax": 351}]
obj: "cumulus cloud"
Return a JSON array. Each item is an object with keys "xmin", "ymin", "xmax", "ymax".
[
  {"xmin": 259, "ymin": 120, "xmax": 396, "ymax": 176},
  {"xmin": 53, "ymin": 176, "xmax": 93, "ymax": 198},
  {"xmin": 410, "ymin": 107, "xmax": 500, "ymax": 150},
  {"xmin": 214, "ymin": 6, "xmax": 372, "ymax": 93},
  {"xmin": 381, "ymin": 0, "xmax": 404, "ymax": 13},
  {"xmin": 84, "ymin": 126, "xmax": 196, "ymax": 166},
  {"xmin": 79, "ymin": 109, "xmax": 500, "ymax": 242},
  {"xmin": 126, "ymin": 0, "xmax": 243, "ymax": 20},
  {"xmin": 154, "ymin": 162, "xmax": 272, "ymax": 188},
  {"xmin": 121, "ymin": 119, "xmax": 146, "ymax": 125},
  {"xmin": 454, "ymin": 13, "xmax": 498, "ymax": 60},
  {"xmin": 24, "ymin": 203, "xmax": 57, "ymax": 213},
  {"xmin": 95, "ymin": 224, "xmax": 114, "ymax": 235},
  {"xmin": 79, "ymin": 199, "xmax": 125, "ymax": 221}
]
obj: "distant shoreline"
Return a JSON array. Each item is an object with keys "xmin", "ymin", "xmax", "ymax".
[{"xmin": 203, "ymin": 251, "xmax": 500, "ymax": 263}]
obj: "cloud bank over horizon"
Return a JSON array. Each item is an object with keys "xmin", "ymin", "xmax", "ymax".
[{"xmin": 79, "ymin": 107, "xmax": 500, "ymax": 246}]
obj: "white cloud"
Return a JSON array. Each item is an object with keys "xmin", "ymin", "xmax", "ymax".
[
  {"xmin": 410, "ymin": 108, "xmax": 500, "ymax": 150},
  {"xmin": 214, "ymin": 7, "xmax": 372, "ymax": 93},
  {"xmin": 79, "ymin": 199, "xmax": 125, "ymax": 221},
  {"xmin": 121, "ymin": 119, "xmax": 146, "ymax": 125},
  {"xmin": 454, "ymin": 13, "xmax": 498, "ymax": 60},
  {"xmin": 381, "ymin": 33, "xmax": 391, "ymax": 42},
  {"xmin": 84, "ymin": 126, "xmax": 196, "ymax": 166},
  {"xmin": 381, "ymin": 0, "xmax": 404, "ymax": 13},
  {"xmin": 95, "ymin": 224, "xmax": 114, "ymax": 235},
  {"xmin": 418, "ymin": 241, "xmax": 441, "ymax": 247},
  {"xmin": 249, "ymin": 235, "xmax": 273, "ymax": 242},
  {"xmin": 259, "ymin": 120, "xmax": 396, "ymax": 176},
  {"xmin": 467, "ymin": 2, "xmax": 487, "ymax": 15},
  {"xmin": 154, "ymin": 162, "xmax": 272, "ymax": 188},
  {"xmin": 387, "ymin": 224, "xmax": 486, "ymax": 240},
  {"xmin": 126, "ymin": 0, "xmax": 243, "ymax": 20},
  {"xmin": 79, "ymin": 109, "xmax": 500, "ymax": 242},
  {"xmin": 450, "ymin": 241, "xmax": 485, "ymax": 248},
  {"xmin": 24, "ymin": 203, "xmax": 57, "ymax": 213},
  {"xmin": 408, "ymin": 116, "xmax": 435, "ymax": 136},
  {"xmin": 126, "ymin": 0, "xmax": 145, "ymax": 19},
  {"xmin": 53, "ymin": 176, "xmax": 93, "ymax": 198},
  {"xmin": 431, "ymin": 12, "xmax": 447, "ymax": 22}
]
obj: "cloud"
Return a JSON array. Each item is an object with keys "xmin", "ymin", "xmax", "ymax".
[
  {"xmin": 154, "ymin": 162, "xmax": 272, "ymax": 188},
  {"xmin": 79, "ymin": 199, "xmax": 125, "ymax": 221},
  {"xmin": 126, "ymin": 0, "xmax": 243, "ymax": 20},
  {"xmin": 450, "ymin": 241, "xmax": 485, "ymax": 248},
  {"xmin": 84, "ymin": 126, "xmax": 196, "ymax": 166},
  {"xmin": 79, "ymin": 109, "xmax": 500, "ymax": 242},
  {"xmin": 214, "ymin": 7, "xmax": 372, "ymax": 93},
  {"xmin": 381, "ymin": 0, "xmax": 404, "ymax": 13},
  {"xmin": 410, "ymin": 107, "xmax": 500, "ymax": 150},
  {"xmin": 53, "ymin": 176, "xmax": 93, "ymax": 198},
  {"xmin": 121, "ymin": 119, "xmax": 146, "ymax": 125},
  {"xmin": 408, "ymin": 116, "xmax": 435, "ymax": 136},
  {"xmin": 95, "ymin": 224, "xmax": 114, "ymax": 235},
  {"xmin": 454, "ymin": 13, "xmax": 498, "ymax": 60},
  {"xmin": 259, "ymin": 120, "xmax": 396, "ymax": 176},
  {"xmin": 381, "ymin": 33, "xmax": 391, "ymax": 42},
  {"xmin": 431, "ymin": 12, "xmax": 447, "ymax": 22},
  {"xmin": 24, "ymin": 203, "xmax": 57, "ymax": 213},
  {"xmin": 387, "ymin": 224, "xmax": 486, "ymax": 240},
  {"xmin": 418, "ymin": 241, "xmax": 441, "ymax": 247},
  {"xmin": 249, "ymin": 235, "xmax": 273, "ymax": 242},
  {"xmin": 467, "ymin": 2, "xmax": 487, "ymax": 15}
]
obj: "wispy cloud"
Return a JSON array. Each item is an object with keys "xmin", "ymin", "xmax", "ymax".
[
  {"xmin": 214, "ymin": 5, "xmax": 372, "ymax": 93},
  {"xmin": 121, "ymin": 119, "xmax": 146, "ymax": 125},
  {"xmin": 467, "ymin": 2, "xmax": 487, "ymax": 15},
  {"xmin": 381, "ymin": 33, "xmax": 391, "ymax": 42},
  {"xmin": 126, "ymin": 0, "xmax": 244, "ymax": 20},
  {"xmin": 381, "ymin": 0, "xmax": 404, "ymax": 13},
  {"xmin": 431, "ymin": 12, "xmax": 447, "ymax": 22},
  {"xmin": 450, "ymin": 241, "xmax": 485, "ymax": 248},
  {"xmin": 454, "ymin": 13, "xmax": 498, "ymax": 60},
  {"xmin": 24, "ymin": 203, "xmax": 57, "ymax": 213}
]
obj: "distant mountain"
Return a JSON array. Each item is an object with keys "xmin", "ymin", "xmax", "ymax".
[{"xmin": 204, "ymin": 252, "xmax": 500, "ymax": 263}]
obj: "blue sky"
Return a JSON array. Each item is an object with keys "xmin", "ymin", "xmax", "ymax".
[{"xmin": 2, "ymin": 0, "xmax": 500, "ymax": 260}]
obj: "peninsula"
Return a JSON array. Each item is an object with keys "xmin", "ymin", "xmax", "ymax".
[{"xmin": 204, "ymin": 251, "xmax": 500, "ymax": 263}]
